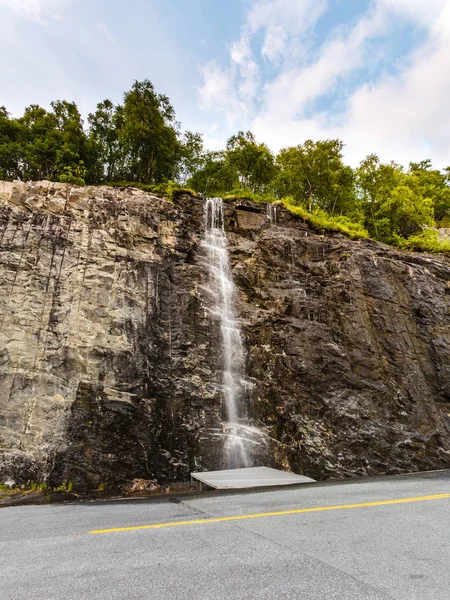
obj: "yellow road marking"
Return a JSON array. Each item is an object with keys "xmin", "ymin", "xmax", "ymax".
[{"xmin": 88, "ymin": 493, "xmax": 450, "ymax": 534}]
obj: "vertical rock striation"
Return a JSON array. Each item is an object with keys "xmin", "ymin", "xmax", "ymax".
[{"xmin": 0, "ymin": 181, "xmax": 449, "ymax": 490}]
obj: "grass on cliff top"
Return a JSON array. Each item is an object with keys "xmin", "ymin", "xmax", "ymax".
[
  {"xmin": 280, "ymin": 203, "xmax": 450, "ymax": 253},
  {"xmin": 102, "ymin": 182, "xmax": 448, "ymax": 254},
  {"xmin": 280, "ymin": 198, "xmax": 369, "ymax": 240},
  {"xmin": 219, "ymin": 188, "xmax": 449, "ymax": 253},
  {"xmin": 221, "ymin": 188, "xmax": 369, "ymax": 240},
  {"xmin": 395, "ymin": 229, "xmax": 450, "ymax": 253}
]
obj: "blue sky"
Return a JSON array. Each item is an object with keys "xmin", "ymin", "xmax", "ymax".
[{"xmin": 1, "ymin": 0, "xmax": 450, "ymax": 167}]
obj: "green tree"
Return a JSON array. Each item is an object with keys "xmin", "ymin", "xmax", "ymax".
[
  {"xmin": 51, "ymin": 100, "xmax": 88, "ymax": 182},
  {"xmin": 18, "ymin": 104, "xmax": 61, "ymax": 180},
  {"xmin": 88, "ymin": 99, "xmax": 124, "ymax": 183},
  {"xmin": 274, "ymin": 139, "xmax": 359, "ymax": 218},
  {"xmin": 375, "ymin": 184, "xmax": 434, "ymax": 242},
  {"xmin": 187, "ymin": 151, "xmax": 235, "ymax": 195},
  {"xmin": 225, "ymin": 131, "xmax": 276, "ymax": 193},
  {"xmin": 15, "ymin": 101, "xmax": 87, "ymax": 183},
  {"xmin": 59, "ymin": 161, "xmax": 88, "ymax": 186},
  {"xmin": 119, "ymin": 80, "xmax": 181, "ymax": 183},
  {"xmin": 408, "ymin": 160, "xmax": 450, "ymax": 223},
  {"xmin": 178, "ymin": 131, "xmax": 204, "ymax": 184},
  {"xmin": 356, "ymin": 154, "xmax": 405, "ymax": 237},
  {"xmin": 0, "ymin": 107, "xmax": 23, "ymax": 180}
]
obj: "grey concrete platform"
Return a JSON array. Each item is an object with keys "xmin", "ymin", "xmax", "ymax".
[{"xmin": 190, "ymin": 466, "xmax": 316, "ymax": 489}]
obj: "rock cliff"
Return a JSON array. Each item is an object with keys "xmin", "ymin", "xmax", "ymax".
[{"xmin": 1, "ymin": 181, "xmax": 449, "ymax": 490}]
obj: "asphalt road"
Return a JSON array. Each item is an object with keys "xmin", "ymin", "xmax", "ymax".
[{"xmin": 1, "ymin": 470, "xmax": 449, "ymax": 600}]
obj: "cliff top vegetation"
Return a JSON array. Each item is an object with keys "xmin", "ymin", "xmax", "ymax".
[{"xmin": 1, "ymin": 80, "xmax": 449, "ymax": 254}]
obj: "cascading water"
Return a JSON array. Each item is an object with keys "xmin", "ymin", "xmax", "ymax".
[
  {"xmin": 202, "ymin": 197, "xmax": 251, "ymax": 468},
  {"xmin": 267, "ymin": 203, "xmax": 277, "ymax": 225}
]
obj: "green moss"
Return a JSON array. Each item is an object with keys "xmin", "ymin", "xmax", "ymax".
[
  {"xmin": 146, "ymin": 183, "xmax": 448, "ymax": 253},
  {"xmin": 280, "ymin": 197, "xmax": 369, "ymax": 239},
  {"xmin": 199, "ymin": 188, "xmax": 368, "ymax": 240},
  {"xmin": 398, "ymin": 229, "xmax": 450, "ymax": 254},
  {"xmin": 438, "ymin": 216, "xmax": 450, "ymax": 228},
  {"xmin": 21, "ymin": 481, "xmax": 48, "ymax": 492},
  {"xmin": 0, "ymin": 480, "xmax": 75, "ymax": 494},
  {"xmin": 52, "ymin": 480, "xmax": 73, "ymax": 492}
]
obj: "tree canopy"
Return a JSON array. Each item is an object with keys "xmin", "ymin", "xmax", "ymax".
[
  {"xmin": 273, "ymin": 139, "xmax": 359, "ymax": 219},
  {"xmin": 0, "ymin": 80, "xmax": 203, "ymax": 186},
  {"xmin": 0, "ymin": 79, "xmax": 449, "ymax": 253}
]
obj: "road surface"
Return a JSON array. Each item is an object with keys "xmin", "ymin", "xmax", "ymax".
[{"xmin": 1, "ymin": 470, "xmax": 449, "ymax": 599}]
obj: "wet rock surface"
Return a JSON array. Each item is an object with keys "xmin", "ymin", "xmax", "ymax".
[{"xmin": 0, "ymin": 181, "xmax": 449, "ymax": 490}]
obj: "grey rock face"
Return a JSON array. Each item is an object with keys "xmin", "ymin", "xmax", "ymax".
[{"xmin": 0, "ymin": 181, "xmax": 449, "ymax": 490}]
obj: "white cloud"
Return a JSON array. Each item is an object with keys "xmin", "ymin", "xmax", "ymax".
[
  {"xmin": 260, "ymin": 25, "xmax": 287, "ymax": 62},
  {"xmin": 0, "ymin": 0, "xmax": 74, "ymax": 23},
  {"xmin": 198, "ymin": 32, "xmax": 259, "ymax": 128},
  {"xmin": 198, "ymin": 62, "xmax": 247, "ymax": 126},
  {"xmin": 228, "ymin": 33, "xmax": 260, "ymax": 102},
  {"xmin": 340, "ymin": 1, "xmax": 450, "ymax": 166},
  {"xmin": 0, "ymin": 0, "xmax": 78, "ymax": 24},
  {"xmin": 377, "ymin": 0, "xmax": 447, "ymax": 24},
  {"xmin": 96, "ymin": 22, "xmax": 117, "ymax": 45},
  {"xmin": 248, "ymin": 0, "xmax": 328, "ymax": 62},
  {"xmin": 198, "ymin": 0, "xmax": 327, "ymax": 129},
  {"xmin": 257, "ymin": 2, "xmax": 392, "ymax": 125},
  {"xmin": 198, "ymin": 0, "xmax": 450, "ymax": 168}
]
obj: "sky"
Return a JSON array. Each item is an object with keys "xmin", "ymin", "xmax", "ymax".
[{"xmin": 1, "ymin": 0, "xmax": 450, "ymax": 168}]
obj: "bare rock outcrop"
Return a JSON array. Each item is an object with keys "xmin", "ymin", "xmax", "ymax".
[{"xmin": 0, "ymin": 181, "xmax": 449, "ymax": 490}]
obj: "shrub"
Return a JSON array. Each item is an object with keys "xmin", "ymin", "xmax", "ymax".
[
  {"xmin": 280, "ymin": 197, "xmax": 369, "ymax": 239},
  {"xmin": 400, "ymin": 229, "xmax": 450, "ymax": 253}
]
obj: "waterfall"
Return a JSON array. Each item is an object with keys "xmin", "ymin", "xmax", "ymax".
[
  {"xmin": 267, "ymin": 203, "xmax": 277, "ymax": 224},
  {"xmin": 202, "ymin": 198, "xmax": 250, "ymax": 468}
]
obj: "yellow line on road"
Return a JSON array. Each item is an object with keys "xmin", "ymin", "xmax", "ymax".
[{"xmin": 88, "ymin": 493, "xmax": 450, "ymax": 534}]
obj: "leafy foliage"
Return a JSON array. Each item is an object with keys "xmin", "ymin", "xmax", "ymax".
[
  {"xmin": 226, "ymin": 131, "xmax": 276, "ymax": 193},
  {"xmin": 401, "ymin": 229, "xmax": 450, "ymax": 253},
  {"xmin": 1, "ymin": 101, "xmax": 88, "ymax": 183},
  {"xmin": 187, "ymin": 150, "xmax": 235, "ymax": 195},
  {"xmin": 408, "ymin": 160, "xmax": 450, "ymax": 223},
  {"xmin": 187, "ymin": 131, "xmax": 276, "ymax": 196},
  {"xmin": 0, "ymin": 80, "xmax": 202, "ymax": 187},
  {"xmin": 0, "ymin": 106, "xmax": 22, "ymax": 180},
  {"xmin": 178, "ymin": 131, "xmax": 204, "ymax": 183},
  {"xmin": 1, "ymin": 81, "xmax": 449, "ymax": 254},
  {"xmin": 87, "ymin": 99, "xmax": 123, "ymax": 182},
  {"xmin": 273, "ymin": 140, "xmax": 359, "ymax": 218},
  {"xmin": 281, "ymin": 197, "xmax": 369, "ymax": 239},
  {"xmin": 118, "ymin": 80, "xmax": 181, "ymax": 183}
]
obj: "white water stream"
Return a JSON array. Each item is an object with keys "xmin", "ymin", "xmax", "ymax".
[
  {"xmin": 267, "ymin": 203, "xmax": 277, "ymax": 224},
  {"xmin": 202, "ymin": 198, "xmax": 250, "ymax": 468}
]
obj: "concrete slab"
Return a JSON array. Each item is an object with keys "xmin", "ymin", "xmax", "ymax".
[{"xmin": 190, "ymin": 466, "xmax": 316, "ymax": 490}]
